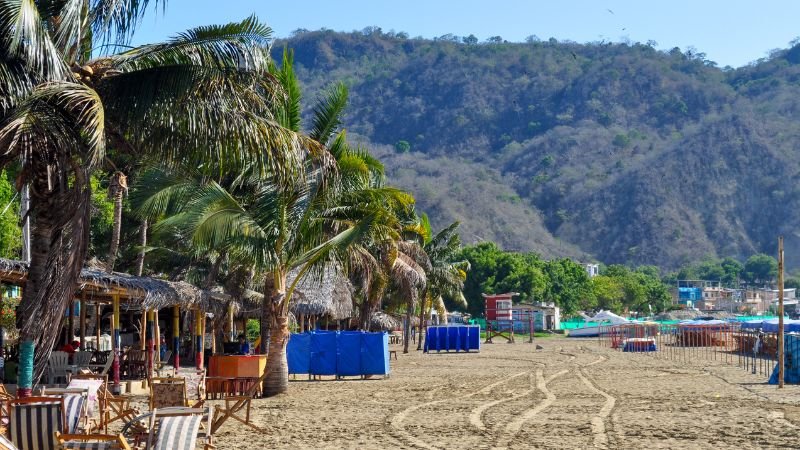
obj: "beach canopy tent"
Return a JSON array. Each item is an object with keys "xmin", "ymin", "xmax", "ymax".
[
  {"xmin": 579, "ymin": 310, "xmax": 629, "ymax": 325},
  {"xmin": 741, "ymin": 318, "xmax": 800, "ymax": 333},
  {"xmin": 287, "ymin": 331, "xmax": 389, "ymax": 377}
]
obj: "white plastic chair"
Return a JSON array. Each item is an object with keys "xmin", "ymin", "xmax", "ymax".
[{"xmin": 48, "ymin": 351, "xmax": 71, "ymax": 385}]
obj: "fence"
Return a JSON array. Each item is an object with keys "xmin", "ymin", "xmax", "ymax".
[{"xmin": 598, "ymin": 321, "xmax": 781, "ymax": 378}]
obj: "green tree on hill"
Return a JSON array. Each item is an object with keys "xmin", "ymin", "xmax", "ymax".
[{"xmin": 743, "ymin": 253, "xmax": 778, "ymax": 285}]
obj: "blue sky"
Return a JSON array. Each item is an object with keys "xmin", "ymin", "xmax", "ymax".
[{"xmin": 133, "ymin": 0, "xmax": 800, "ymax": 68}]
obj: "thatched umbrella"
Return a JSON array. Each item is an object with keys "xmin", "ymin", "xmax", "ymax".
[
  {"xmin": 288, "ymin": 266, "xmax": 353, "ymax": 329},
  {"xmin": 369, "ymin": 311, "xmax": 402, "ymax": 331}
]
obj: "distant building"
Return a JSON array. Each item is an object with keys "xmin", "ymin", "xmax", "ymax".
[{"xmin": 583, "ymin": 263, "xmax": 599, "ymax": 278}]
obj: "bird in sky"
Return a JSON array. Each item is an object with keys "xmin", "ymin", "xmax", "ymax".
[{"xmin": 607, "ymin": 8, "xmax": 614, "ymax": 14}]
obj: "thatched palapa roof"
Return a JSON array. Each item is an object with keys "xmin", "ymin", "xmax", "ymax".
[
  {"xmin": 369, "ymin": 311, "xmax": 402, "ymax": 331},
  {"xmin": 0, "ymin": 258, "xmax": 226, "ymax": 310},
  {"xmin": 288, "ymin": 266, "xmax": 353, "ymax": 320}
]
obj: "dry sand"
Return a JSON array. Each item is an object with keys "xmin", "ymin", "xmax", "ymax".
[{"xmin": 204, "ymin": 337, "xmax": 800, "ymax": 449}]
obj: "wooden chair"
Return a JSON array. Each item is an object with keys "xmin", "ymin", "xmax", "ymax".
[
  {"xmin": 0, "ymin": 434, "xmax": 17, "ymax": 450},
  {"xmin": 40, "ymin": 388, "xmax": 90, "ymax": 434},
  {"xmin": 210, "ymin": 372, "xmax": 266, "ymax": 434},
  {"xmin": 69, "ymin": 374, "xmax": 137, "ymax": 433},
  {"xmin": 48, "ymin": 351, "xmax": 71, "ymax": 385},
  {"xmin": 122, "ymin": 349, "xmax": 146, "ymax": 379},
  {"xmin": 155, "ymin": 351, "xmax": 172, "ymax": 376},
  {"xmin": 9, "ymin": 397, "xmax": 66, "ymax": 450},
  {"xmin": 0, "ymin": 383, "xmax": 15, "ymax": 435},
  {"xmin": 149, "ymin": 378, "xmax": 188, "ymax": 410},
  {"xmin": 146, "ymin": 407, "xmax": 214, "ymax": 450},
  {"xmin": 54, "ymin": 432, "xmax": 131, "ymax": 450}
]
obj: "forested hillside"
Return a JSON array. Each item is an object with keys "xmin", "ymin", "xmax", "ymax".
[{"xmin": 278, "ymin": 30, "xmax": 800, "ymax": 269}]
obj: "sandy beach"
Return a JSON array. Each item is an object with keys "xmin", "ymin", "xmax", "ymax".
[{"xmin": 205, "ymin": 337, "xmax": 800, "ymax": 449}]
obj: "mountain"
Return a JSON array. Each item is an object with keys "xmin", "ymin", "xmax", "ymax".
[{"xmin": 276, "ymin": 29, "xmax": 800, "ymax": 269}]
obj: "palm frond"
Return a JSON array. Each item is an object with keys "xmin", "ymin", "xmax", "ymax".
[
  {"xmin": 309, "ymin": 82, "xmax": 347, "ymax": 146},
  {"xmin": 0, "ymin": 0, "xmax": 67, "ymax": 80}
]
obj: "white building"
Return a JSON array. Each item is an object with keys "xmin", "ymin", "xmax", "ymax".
[{"xmin": 583, "ymin": 263, "xmax": 600, "ymax": 278}]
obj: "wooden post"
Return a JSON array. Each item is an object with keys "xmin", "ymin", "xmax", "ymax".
[
  {"xmin": 779, "ymin": 236, "xmax": 785, "ymax": 389},
  {"xmin": 112, "ymin": 295, "xmax": 121, "ymax": 394},
  {"xmin": 154, "ymin": 309, "xmax": 161, "ymax": 365},
  {"xmin": 139, "ymin": 310, "xmax": 147, "ymax": 351},
  {"xmin": 95, "ymin": 303, "xmax": 101, "ymax": 350},
  {"xmin": 79, "ymin": 293, "xmax": 86, "ymax": 349},
  {"xmin": 67, "ymin": 298, "xmax": 75, "ymax": 345},
  {"xmin": 210, "ymin": 320, "xmax": 216, "ymax": 355},
  {"xmin": 146, "ymin": 309, "xmax": 155, "ymax": 380},
  {"xmin": 173, "ymin": 306, "xmax": 180, "ymax": 373},
  {"xmin": 195, "ymin": 309, "xmax": 203, "ymax": 371},
  {"xmin": 226, "ymin": 303, "xmax": 234, "ymax": 342}
]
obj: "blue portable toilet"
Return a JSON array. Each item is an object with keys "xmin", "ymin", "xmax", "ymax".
[
  {"xmin": 425, "ymin": 327, "xmax": 437, "ymax": 352},
  {"xmin": 336, "ymin": 332, "xmax": 362, "ymax": 377},
  {"xmin": 468, "ymin": 325, "xmax": 481, "ymax": 351},
  {"xmin": 287, "ymin": 333, "xmax": 312, "ymax": 374},
  {"xmin": 458, "ymin": 326, "xmax": 469, "ymax": 351},
  {"xmin": 361, "ymin": 332, "xmax": 390, "ymax": 376},
  {"xmin": 447, "ymin": 327, "xmax": 459, "ymax": 352},
  {"xmin": 437, "ymin": 326, "xmax": 447, "ymax": 350},
  {"xmin": 310, "ymin": 331, "xmax": 337, "ymax": 376}
]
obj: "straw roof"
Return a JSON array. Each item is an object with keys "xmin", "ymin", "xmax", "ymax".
[
  {"xmin": 288, "ymin": 266, "xmax": 354, "ymax": 320},
  {"xmin": 0, "ymin": 257, "xmax": 227, "ymax": 310},
  {"xmin": 369, "ymin": 311, "xmax": 402, "ymax": 331}
]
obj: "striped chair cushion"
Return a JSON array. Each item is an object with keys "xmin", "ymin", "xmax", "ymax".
[
  {"xmin": 63, "ymin": 394, "xmax": 86, "ymax": 433},
  {"xmin": 155, "ymin": 415, "xmax": 201, "ymax": 450},
  {"xmin": 0, "ymin": 434, "xmax": 18, "ymax": 450},
  {"xmin": 10, "ymin": 403, "xmax": 63, "ymax": 450}
]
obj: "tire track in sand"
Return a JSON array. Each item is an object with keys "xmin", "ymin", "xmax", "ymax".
[
  {"xmin": 492, "ymin": 368, "xmax": 569, "ymax": 449},
  {"xmin": 576, "ymin": 367, "xmax": 617, "ymax": 447},
  {"xmin": 390, "ymin": 371, "xmax": 528, "ymax": 449}
]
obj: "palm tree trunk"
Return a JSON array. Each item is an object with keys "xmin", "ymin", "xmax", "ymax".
[
  {"xmin": 106, "ymin": 172, "xmax": 127, "ymax": 272},
  {"xmin": 17, "ymin": 171, "xmax": 91, "ymax": 393},
  {"xmin": 262, "ymin": 271, "xmax": 288, "ymax": 396},
  {"xmin": 403, "ymin": 293, "xmax": 414, "ymax": 354},
  {"xmin": 134, "ymin": 219, "xmax": 147, "ymax": 276},
  {"xmin": 416, "ymin": 291, "xmax": 428, "ymax": 351}
]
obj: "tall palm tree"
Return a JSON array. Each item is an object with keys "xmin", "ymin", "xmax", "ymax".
[
  {"xmin": 136, "ymin": 61, "xmax": 414, "ymax": 395},
  {"xmin": 0, "ymin": 1, "xmax": 303, "ymax": 387}
]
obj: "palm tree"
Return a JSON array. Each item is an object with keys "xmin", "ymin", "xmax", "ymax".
[
  {"xmin": 136, "ymin": 60, "xmax": 414, "ymax": 395},
  {"xmin": 0, "ymin": 1, "xmax": 303, "ymax": 388},
  {"xmin": 416, "ymin": 221, "xmax": 469, "ymax": 350}
]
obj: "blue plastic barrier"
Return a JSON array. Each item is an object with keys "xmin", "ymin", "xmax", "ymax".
[
  {"xmin": 425, "ymin": 325, "xmax": 480, "ymax": 353},
  {"xmin": 361, "ymin": 333, "xmax": 390, "ymax": 376},
  {"xmin": 310, "ymin": 331, "xmax": 337, "ymax": 376},
  {"xmin": 426, "ymin": 327, "xmax": 439, "ymax": 352},
  {"xmin": 337, "ymin": 332, "xmax": 362, "ymax": 376},
  {"xmin": 287, "ymin": 331, "xmax": 390, "ymax": 378},
  {"xmin": 287, "ymin": 333, "xmax": 311, "ymax": 374}
]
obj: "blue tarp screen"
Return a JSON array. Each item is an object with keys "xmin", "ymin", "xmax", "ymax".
[
  {"xmin": 742, "ymin": 319, "xmax": 800, "ymax": 333},
  {"xmin": 425, "ymin": 326, "xmax": 480, "ymax": 352},
  {"xmin": 337, "ymin": 332, "xmax": 362, "ymax": 376},
  {"xmin": 287, "ymin": 333, "xmax": 311, "ymax": 374},
  {"xmin": 287, "ymin": 331, "xmax": 390, "ymax": 377},
  {"xmin": 361, "ymin": 333, "xmax": 390, "ymax": 375},
  {"xmin": 770, "ymin": 334, "xmax": 800, "ymax": 384},
  {"xmin": 310, "ymin": 331, "xmax": 337, "ymax": 375}
]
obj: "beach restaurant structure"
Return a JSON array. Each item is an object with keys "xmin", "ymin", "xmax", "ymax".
[{"xmin": 0, "ymin": 257, "xmax": 230, "ymax": 393}]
